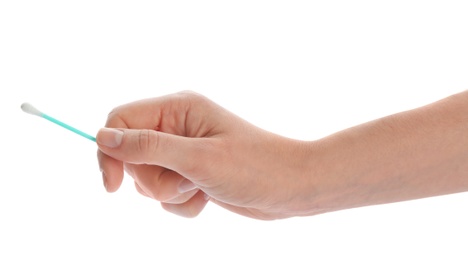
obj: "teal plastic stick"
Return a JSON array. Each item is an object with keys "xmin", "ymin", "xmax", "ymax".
[{"xmin": 42, "ymin": 113, "xmax": 96, "ymax": 142}]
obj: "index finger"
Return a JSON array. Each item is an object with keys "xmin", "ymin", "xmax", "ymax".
[{"xmin": 105, "ymin": 93, "xmax": 193, "ymax": 135}]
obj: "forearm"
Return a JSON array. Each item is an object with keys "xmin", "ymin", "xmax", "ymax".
[{"xmin": 301, "ymin": 90, "xmax": 468, "ymax": 215}]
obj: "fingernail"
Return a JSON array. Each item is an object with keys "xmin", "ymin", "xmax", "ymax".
[
  {"xmin": 204, "ymin": 193, "xmax": 210, "ymax": 201},
  {"xmin": 101, "ymin": 170, "xmax": 108, "ymax": 191},
  {"xmin": 98, "ymin": 128, "xmax": 123, "ymax": 148},
  {"xmin": 178, "ymin": 179, "xmax": 197, "ymax": 193}
]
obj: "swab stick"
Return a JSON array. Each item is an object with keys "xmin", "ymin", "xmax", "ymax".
[{"xmin": 21, "ymin": 103, "xmax": 96, "ymax": 142}]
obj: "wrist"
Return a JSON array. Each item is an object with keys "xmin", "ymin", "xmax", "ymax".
[
  {"xmin": 286, "ymin": 136, "xmax": 375, "ymax": 217},
  {"xmin": 279, "ymin": 139, "xmax": 335, "ymax": 217}
]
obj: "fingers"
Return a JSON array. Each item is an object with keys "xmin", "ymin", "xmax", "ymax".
[
  {"xmin": 95, "ymin": 92, "xmax": 220, "ymax": 217},
  {"xmin": 128, "ymin": 163, "xmax": 206, "ymax": 218},
  {"xmin": 96, "ymin": 91, "xmax": 223, "ymax": 192},
  {"xmin": 97, "ymin": 128, "xmax": 207, "ymax": 178},
  {"xmin": 97, "ymin": 106, "xmax": 129, "ymax": 193},
  {"xmin": 103, "ymin": 91, "xmax": 213, "ymax": 135},
  {"xmin": 97, "ymin": 150, "xmax": 124, "ymax": 192},
  {"xmin": 125, "ymin": 163, "xmax": 198, "ymax": 203},
  {"xmin": 134, "ymin": 181, "xmax": 150, "ymax": 198},
  {"xmin": 134, "ymin": 180, "xmax": 199, "ymax": 204},
  {"xmin": 161, "ymin": 190, "xmax": 209, "ymax": 218}
]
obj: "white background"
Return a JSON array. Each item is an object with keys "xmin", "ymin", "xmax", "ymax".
[{"xmin": 1, "ymin": 1, "xmax": 468, "ymax": 259}]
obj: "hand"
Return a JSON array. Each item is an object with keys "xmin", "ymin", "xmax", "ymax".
[
  {"xmin": 96, "ymin": 91, "xmax": 312, "ymax": 219},
  {"xmin": 97, "ymin": 90, "xmax": 468, "ymax": 219}
]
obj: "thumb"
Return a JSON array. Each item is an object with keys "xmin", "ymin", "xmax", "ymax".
[{"xmin": 96, "ymin": 127, "xmax": 197, "ymax": 174}]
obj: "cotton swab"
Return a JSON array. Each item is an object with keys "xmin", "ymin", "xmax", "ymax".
[{"xmin": 21, "ymin": 103, "xmax": 96, "ymax": 142}]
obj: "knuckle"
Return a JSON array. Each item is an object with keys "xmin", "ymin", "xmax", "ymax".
[
  {"xmin": 136, "ymin": 130, "xmax": 160, "ymax": 162},
  {"xmin": 105, "ymin": 106, "xmax": 128, "ymax": 128},
  {"xmin": 107, "ymin": 107, "xmax": 118, "ymax": 119},
  {"xmin": 106, "ymin": 107, "xmax": 121, "ymax": 122},
  {"xmin": 177, "ymin": 90, "xmax": 208, "ymax": 104}
]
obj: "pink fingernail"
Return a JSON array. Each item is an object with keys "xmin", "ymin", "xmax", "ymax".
[{"xmin": 97, "ymin": 128, "xmax": 123, "ymax": 148}]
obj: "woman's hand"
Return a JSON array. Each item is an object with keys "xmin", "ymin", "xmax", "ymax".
[
  {"xmin": 96, "ymin": 91, "xmax": 313, "ymax": 219},
  {"xmin": 97, "ymin": 90, "xmax": 468, "ymax": 220}
]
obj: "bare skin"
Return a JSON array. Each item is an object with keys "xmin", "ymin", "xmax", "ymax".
[{"xmin": 97, "ymin": 90, "xmax": 468, "ymax": 219}]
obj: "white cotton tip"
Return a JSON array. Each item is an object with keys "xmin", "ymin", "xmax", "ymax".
[{"xmin": 21, "ymin": 103, "xmax": 43, "ymax": 117}]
